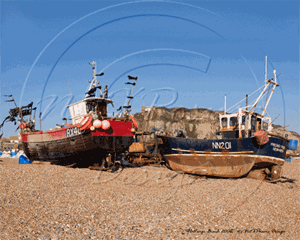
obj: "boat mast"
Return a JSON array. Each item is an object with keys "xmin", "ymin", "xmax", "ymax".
[
  {"xmin": 248, "ymin": 56, "xmax": 278, "ymax": 115},
  {"xmin": 261, "ymin": 70, "xmax": 279, "ymax": 116},
  {"xmin": 224, "ymin": 94, "xmax": 226, "ymax": 114},
  {"xmin": 85, "ymin": 61, "xmax": 103, "ymax": 99},
  {"xmin": 265, "ymin": 56, "xmax": 267, "ymax": 83},
  {"xmin": 247, "ymin": 82, "xmax": 270, "ymax": 114}
]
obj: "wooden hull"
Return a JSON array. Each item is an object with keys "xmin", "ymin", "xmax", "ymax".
[
  {"xmin": 21, "ymin": 120, "xmax": 134, "ymax": 162},
  {"xmin": 164, "ymin": 153, "xmax": 285, "ymax": 178}
]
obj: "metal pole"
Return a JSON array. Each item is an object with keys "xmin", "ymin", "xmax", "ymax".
[
  {"xmin": 248, "ymin": 83, "xmax": 270, "ymax": 114},
  {"xmin": 224, "ymin": 95, "xmax": 226, "ymax": 114},
  {"xmin": 265, "ymin": 56, "xmax": 267, "ymax": 82},
  {"xmin": 40, "ymin": 113, "xmax": 42, "ymax": 131},
  {"xmin": 262, "ymin": 70, "xmax": 278, "ymax": 116},
  {"xmin": 239, "ymin": 108, "xmax": 242, "ymax": 138},
  {"xmin": 126, "ymin": 78, "xmax": 137, "ymax": 108}
]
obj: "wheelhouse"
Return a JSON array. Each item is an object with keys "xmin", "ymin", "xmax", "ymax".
[
  {"xmin": 218, "ymin": 68, "xmax": 278, "ymax": 139},
  {"xmin": 219, "ymin": 110, "xmax": 272, "ymax": 139},
  {"xmin": 67, "ymin": 61, "xmax": 114, "ymax": 125},
  {"xmin": 67, "ymin": 98, "xmax": 113, "ymax": 125}
]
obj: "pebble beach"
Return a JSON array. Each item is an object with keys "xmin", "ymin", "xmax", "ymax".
[{"xmin": 0, "ymin": 157, "xmax": 299, "ymax": 239}]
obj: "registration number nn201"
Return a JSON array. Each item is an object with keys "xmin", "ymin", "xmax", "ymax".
[{"xmin": 212, "ymin": 142, "xmax": 232, "ymax": 150}]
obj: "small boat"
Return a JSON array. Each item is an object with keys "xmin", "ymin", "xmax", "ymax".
[
  {"xmin": 158, "ymin": 67, "xmax": 298, "ymax": 181},
  {"xmin": 1, "ymin": 62, "xmax": 139, "ymax": 166}
]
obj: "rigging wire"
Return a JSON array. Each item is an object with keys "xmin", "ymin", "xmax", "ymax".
[{"xmin": 226, "ymin": 84, "xmax": 265, "ymax": 112}]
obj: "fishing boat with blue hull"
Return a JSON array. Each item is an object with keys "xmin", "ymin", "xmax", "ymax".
[{"xmin": 158, "ymin": 68, "xmax": 298, "ymax": 181}]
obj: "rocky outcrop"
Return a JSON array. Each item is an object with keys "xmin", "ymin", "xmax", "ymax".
[
  {"xmin": 134, "ymin": 106, "xmax": 223, "ymax": 140},
  {"xmin": 133, "ymin": 106, "xmax": 300, "ymax": 152}
]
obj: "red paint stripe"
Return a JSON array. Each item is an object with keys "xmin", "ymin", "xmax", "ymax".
[
  {"xmin": 21, "ymin": 120, "xmax": 133, "ymax": 142},
  {"xmin": 21, "ymin": 125, "xmax": 77, "ymax": 142},
  {"xmin": 92, "ymin": 120, "xmax": 134, "ymax": 137},
  {"xmin": 21, "ymin": 133, "xmax": 28, "ymax": 142},
  {"xmin": 47, "ymin": 128, "xmax": 67, "ymax": 139}
]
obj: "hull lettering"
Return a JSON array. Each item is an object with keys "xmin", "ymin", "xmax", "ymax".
[
  {"xmin": 270, "ymin": 142, "xmax": 285, "ymax": 153},
  {"xmin": 66, "ymin": 127, "xmax": 83, "ymax": 138},
  {"xmin": 212, "ymin": 142, "xmax": 232, "ymax": 150}
]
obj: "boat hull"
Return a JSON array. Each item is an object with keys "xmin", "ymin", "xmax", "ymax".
[
  {"xmin": 21, "ymin": 120, "xmax": 134, "ymax": 162},
  {"xmin": 159, "ymin": 135, "xmax": 288, "ymax": 178},
  {"xmin": 165, "ymin": 153, "xmax": 284, "ymax": 178},
  {"xmin": 159, "ymin": 136, "xmax": 288, "ymax": 159}
]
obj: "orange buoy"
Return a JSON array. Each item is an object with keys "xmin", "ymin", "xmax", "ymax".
[
  {"xmin": 79, "ymin": 115, "xmax": 93, "ymax": 131},
  {"xmin": 254, "ymin": 130, "xmax": 269, "ymax": 145},
  {"xmin": 76, "ymin": 115, "xmax": 89, "ymax": 128}
]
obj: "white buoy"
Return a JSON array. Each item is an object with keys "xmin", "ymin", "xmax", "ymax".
[
  {"xmin": 102, "ymin": 120, "xmax": 110, "ymax": 130},
  {"xmin": 93, "ymin": 119, "xmax": 102, "ymax": 128}
]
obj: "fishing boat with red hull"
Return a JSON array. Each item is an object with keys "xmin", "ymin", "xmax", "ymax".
[
  {"xmin": 157, "ymin": 67, "xmax": 298, "ymax": 181},
  {"xmin": 1, "ymin": 61, "xmax": 139, "ymax": 165}
]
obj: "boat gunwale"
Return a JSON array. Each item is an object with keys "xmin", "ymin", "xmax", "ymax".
[{"xmin": 21, "ymin": 118, "xmax": 132, "ymax": 136}]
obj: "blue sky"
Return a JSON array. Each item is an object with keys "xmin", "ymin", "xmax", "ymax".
[{"xmin": 1, "ymin": 0, "xmax": 299, "ymax": 137}]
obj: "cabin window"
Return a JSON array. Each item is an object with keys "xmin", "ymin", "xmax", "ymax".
[
  {"xmin": 262, "ymin": 120, "xmax": 268, "ymax": 130},
  {"xmin": 221, "ymin": 118, "xmax": 228, "ymax": 128},
  {"xmin": 86, "ymin": 102, "xmax": 96, "ymax": 113},
  {"xmin": 257, "ymin": 118, "xmax": 262, "ymax": 130},
  {"xmin": 229, "ymin": 117, "xmax": 237, "ymax": 126},
  {"xmin": 251, "ymin": 116, "xmax": 256, "ymax": 130},
  {"xmin": 96, "ymin": 102, "xmax": 107, "ymax": 117},
  {"xmin": 241, "ymin": 116, "xmax": 246, "ymax": 130}
]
